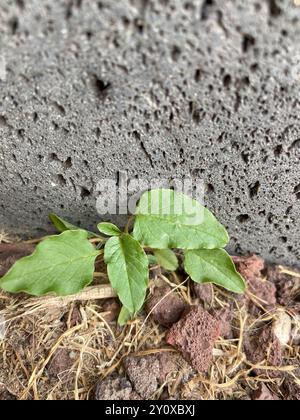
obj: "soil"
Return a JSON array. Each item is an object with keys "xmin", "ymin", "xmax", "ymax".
[
  {"xmin": 192, "ymin": 283, "xmax": 214, "ymax": 307},
  {"xmin": 0, "ymin": 243, "xmax": 35, "ymax": 277},
  {"xmin": 0, "ymin": 384, "xmax": 17, "ymax": 400},
  {"xmin": 101, "ymin": 299, "xmax": 121, "ymax": 323},
  {"xmin": 252, "ymin": 384, "xmax": 280, "ymax": 401},
  {"xmin": 47, "ymin": 348, "xmax": 76, "ymax": 382},
  {"xmin": 145, "ymin": 284, "xmax": 188, "ymax": 327},
  {"xmin": 244, "ymin": 325, "xmax": 283, "ymax": 378},
  {"xmin": 0, "ymin": 239, "xmax": 299, "ymax": 400}
]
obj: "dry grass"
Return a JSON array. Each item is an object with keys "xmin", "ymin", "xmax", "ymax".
[{"xmin": 0, "ymin": 233, "xmax": 299, "ymax": 400}]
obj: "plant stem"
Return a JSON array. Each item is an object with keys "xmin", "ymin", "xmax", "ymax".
[
  {"xmin": 93, "ymin": 272, "xmax": 107, "ymax": 279},
  {"xmin": 90, "ymin": 237, "xmax": 106, "ymax": 244},
  {"xmin": 125, "ymin": 216, "xmax": 134, "ymax": 234}
]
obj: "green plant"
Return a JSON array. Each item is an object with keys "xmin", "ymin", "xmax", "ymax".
[{"xmin": 0, "ymin": 189, "xmax": 246, "ymax": 324}]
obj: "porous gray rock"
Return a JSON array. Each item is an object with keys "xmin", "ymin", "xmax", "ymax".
[
  {"xmin": 0, "ymin": 0, "xmax": 299, "ymax": 266},
  {"xmin": 95, "ymin": 374, "xmax": 142, "ymax": 400}
]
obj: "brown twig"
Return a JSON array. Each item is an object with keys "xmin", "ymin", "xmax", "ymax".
[{"xmin": 23, "ymin": 285, "xmax": 116, "ymax": 311}]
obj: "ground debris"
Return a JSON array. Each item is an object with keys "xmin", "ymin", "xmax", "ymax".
[
  {"xmin": 251, "ymin": 384, "xmax": 280, "ymax": 400},
  {"xmin": 272, "ymin": 310, "xmax": 292, "ymax": 346},
  {"xmin": 192, "ymin": 283, "xmax": 214, "ymax": 307},
  {"xmin": 0, "ymin": 385, "xmax": 17, "ymax": 400},
  {"xmin": 0, "ymin": 248, "xmax": 299, "ymax": 400},
  {"xmin": 244, "ymin": 325, "xmax": 283, "ymax": 377},
  {"xmin": 146, "ymin": 285, "xmax": 188, "ymax": 327},
  {"xmin": 0, "ymin": 243, "xmax": 35, "ymax": 277}
]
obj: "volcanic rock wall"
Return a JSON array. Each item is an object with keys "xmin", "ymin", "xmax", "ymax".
[{"xmin": 0, "ymin": 0, "xmax": 299, "ymax": 265}]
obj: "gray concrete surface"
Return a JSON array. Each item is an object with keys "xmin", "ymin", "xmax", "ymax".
[{"xmin": 0, "ymin": 0, "xmax": 299, "ymax": 266}]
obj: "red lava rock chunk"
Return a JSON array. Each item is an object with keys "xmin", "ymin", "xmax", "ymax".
[
  {"xmin": 193, "ymin": 283, "xmax": 214, "ymax": 306},
  {"xmin": 248, "ymin": 277, "xmax": 277, "ymax": 308},
  {"xmin": 244, "ymin": 325, "xmax": 283, "ymax": 377},
  {"xmin": 0, "ymin": 243, "xmax": 35, "ymax": 276},
  {"xmin": 232, "ymin": 255, "xmax": 265, "ymax": 281},
  {"xmin": 146, "ymin": 285, "xmax": 188, "ymax": 327},
  {"xmin": 212, "ymin": 307, "xmax": 233, "ymax": 339},
  {"xmin": 166, "ymin": 306, "xmax": 220, "ymax": 373},
  {"xmin": 233, "ymin": 255, "xmax": 276, "ymax": 309},
  {"xmin": 252, "ymin": 384, "xmax": 280, "ymax": 400},
  {"xmin": 95, "ymin": 374, "xmax": 141, "ymax": 400},
  {"xmin": 123, "ymin": 352, "xmax": 181, "ymax": 399},
  {"xmin": 47, "ymin": 348, "xmax": 74, "ymax": 380},
  {"xmin": 101, "ymin": 299, "xmax": 121, "ymax": 322}
]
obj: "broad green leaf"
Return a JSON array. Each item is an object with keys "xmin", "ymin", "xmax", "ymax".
[
  {"xmin": 153, "ymin": 249, "xmax": 179, "ymax": 271},
  {"xmin": 0, "ymin": 230, "xmax": 100, "ymax": 296},
  {"xmin": 133, "ymin": 189, "xmax": 229, "ymax": 250},
  {"xmin": 98, "ymin": 222, "xmax": 121, "ymax": 237},
  {"xmin": 49, "ymin": 213, "xmax": 99, "ymax": 239},
  {"xmin": 147, "ymin": 254, "xmax": 158, "ymax": 266},
  {"xmin": 184, "ymin": 249, "xmax": 246, "ymax": 294},
  {"xmin": 118, "ymin": 306, "xmax": 132, "ymax": 326},
  {"xmin": 104, "ymin": 234, "xmax": 149, "ymax": 314}
]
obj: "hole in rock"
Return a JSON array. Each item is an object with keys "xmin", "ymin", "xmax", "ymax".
[
  {"xmin": 9, "ymin": 17, "xmax": 19, "ymax": 34},
  {"xmin": 242, "ymin": 34, "xmax": 256, "ymax": 53},
  {"xmin": 249, "ymin": 181, "xmax": 260, "ymax": 198},
  {"xmin": 0, "ymin": 116, "xmax": 7, "ymax": 127},
  {"xmin": 236, "ymin": 214, "xmax": 250, "ymax": 223},
  {"xmin": 90, "ymin": 75, "xmax": 111, "ymax": 99},
  {"xmin": 80, "ymin": 187, "xmax": 91, "ymax": 199},
  {"xmin": 201, "ymin": 0, "xmax": 214, "ymax": 20},
  {"xmin": 268, "ymin": 0, "xmax": 282, "ymax": 18}
]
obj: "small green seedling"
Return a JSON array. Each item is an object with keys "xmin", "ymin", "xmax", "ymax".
[{"xmin": 0, "ymin": 189, "xmax": 246, "ymax": 325}]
